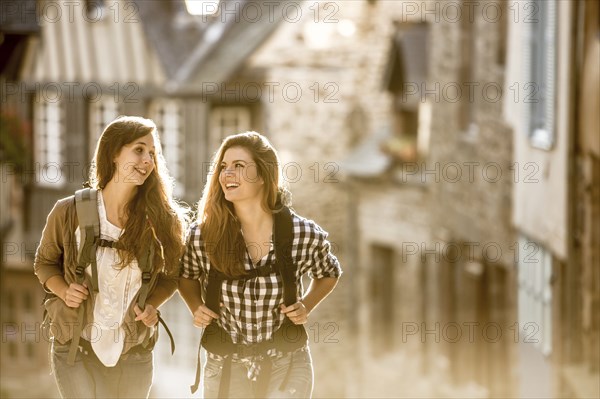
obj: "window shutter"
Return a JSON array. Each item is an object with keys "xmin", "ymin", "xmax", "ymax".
[
  {"xmin": 532, "ymin": 241, "xmax": 543, "ymax": 350},
  {"xmin": 181, "ymin": 101, "xmax": 209, "ymax": 201},
  {"xmin": 541, "ymin": 249, "xmax": 553, "ymax": 356},
  {"xmin": 209, "ymin": 106, "xmax": 252, "ymax": 152},
  {"xmin": 521, "ymin": 4, "xmax": 532, "ymax": 137},
  {"xmin": 543, "ymin": 0, "xmax": 556, "ymax": 145}
]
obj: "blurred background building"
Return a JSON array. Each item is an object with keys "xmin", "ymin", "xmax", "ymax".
[{"xmin": 1, "ymin": 0, "xmax": 598, "ymax": 398}]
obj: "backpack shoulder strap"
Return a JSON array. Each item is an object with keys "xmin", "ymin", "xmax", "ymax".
[
  {"xmin": 273, "ymin": 206, "xmax": 296, "ymax": 306},
  {"xmin": 136, "ymin": 216, "xmax": 176, "ymax": 355},
  {"xmin": 136, "ymin": 233, "xmax": 155, "ymax": 310},
  {"xmin": 137, "ymin": 214, "xmax": 159, "ymax": 310},
  {"xmin": 68, "ymin": 188, "xmax": 99, "ymax": 365},
  {"xmin": 202, "ymin": 205, "xmax": 296, "ymax": 311},
  {"xmin": 74, "ymin": 188, "xmax": 100, "ymax": 291}
]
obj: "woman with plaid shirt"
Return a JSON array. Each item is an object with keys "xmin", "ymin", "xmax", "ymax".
[{"xmin": 179, "ymin": 132, "xmax": 341, "ymax": 398}]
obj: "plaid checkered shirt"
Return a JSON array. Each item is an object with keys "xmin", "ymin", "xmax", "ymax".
[{"xmin": 180, "ymin": 212, "xmax": 342, "ymax": 380}]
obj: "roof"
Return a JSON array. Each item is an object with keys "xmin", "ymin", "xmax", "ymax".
[
  {"xmin": 0, "ymin": 0, "xmax": 40, "ymax": 34},
  {"xmin": 135, "ymin": 0, "xmax": 289, "ymax": 93},
  {"xmin": 0, "ymin": 0, "xmax": 40, "ymax": 79}
]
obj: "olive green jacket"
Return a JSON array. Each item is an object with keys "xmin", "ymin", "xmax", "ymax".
[{"xmin": 34, "ymin": 196, "xmax": 178, "ymax": 352}]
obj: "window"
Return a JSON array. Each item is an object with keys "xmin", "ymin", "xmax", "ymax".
[
  {"xmin": 370, "ymin": 244, "xmax": 395, "ymax": 356},
  {"xmin": 85, "ymin": 0, "xmax": 106, "ymax": 20},
  {"xmin": 383, "ymin": 22, "xmax": 429, "ymax": 161},
  {"xmin": 22, "ymin": 292, "xmax": 32, "ymax": 313},
  {"xmin": 517, "ymin": 235, "xmax": 552, "ymax": 355},
  {"xmin": 209, "ymin": 106, "xmax": 251, "ymax": 151},
  {"xmin": 527, "ymin": 0, "xmax": 556, "ymax": 149},
  {"xmin": 150, "ymin": 99, "xmax": 185, "ymax": 198},
  {"xmin": 34, "ymin": 94, "xmax": 65, "ymax": 187},
  {"xmin": 89, "ymin": 96, "xmax": 120, "ymax": 159}
]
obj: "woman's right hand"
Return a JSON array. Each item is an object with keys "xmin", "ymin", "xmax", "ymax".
[
  {"xmin": 63, "ymin": 283, "xmax": 89, "ymax": 308},
  {"xmin": 193, "ymin": 304, "xmax": 219, "ymax": 328}
]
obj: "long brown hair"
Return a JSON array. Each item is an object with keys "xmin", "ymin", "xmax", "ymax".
[
  {"xmin": 198, "ymin": 132, "xmax": 289, "ymax": 278},
  {"xmin": 88, "ymin": 116, "xmax": 187, "ymax": 275}
]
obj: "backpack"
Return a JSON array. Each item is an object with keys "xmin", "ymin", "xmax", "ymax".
[
  {"xmin": 65, "ymin": 188, "xmax": 174, "ymax": 365},
  {"xmin": 190, "ymin": 204, "xmax": 308, "ymax": 397}
]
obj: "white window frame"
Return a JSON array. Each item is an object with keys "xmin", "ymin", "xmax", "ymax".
[
  {"xmin": 34, "ymin": 95, "xmax": 65, "ymax": 187},
  {"xmin": 150, "ymin": 99, "xmax": 185, "ymax": 198},
  {"xmin": 89, "ymin": 96, "xmax": 120, "ymax": 159},
  {"xmin": 85, "ymin": 0, "xmax": 107, "ymax": 21},
  {"xmin": 526, "ymin": 0, "xmax": 556, "ymax": 150}
]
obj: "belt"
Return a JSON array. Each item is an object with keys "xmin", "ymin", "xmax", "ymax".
[{"xmin": 63, "ymin": 339, "xmax": 150, "ymax": 359}]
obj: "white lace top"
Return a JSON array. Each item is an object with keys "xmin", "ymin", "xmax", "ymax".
[{"xmin": 75, "ymin": 190, "xmax": 143, "ymax": 367}]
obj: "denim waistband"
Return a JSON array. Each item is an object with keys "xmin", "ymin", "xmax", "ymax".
[{"xmin": 59, "ymin": 338, "xmax": 150, "ymax": 358}]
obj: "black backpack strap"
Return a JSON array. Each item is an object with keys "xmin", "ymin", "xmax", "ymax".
[
  {"xmin": 137, "ymin": 214, "xmax": 159, "ymax": 311},
  {"xmin": 205, "ymin": 268, "xmax": 224, "ymax": 314},
  {"xmin": 271, "ymin": 205, "xmax": 309, "ymax": 396},
  {"xmin": 190, "ymin": 339, "xmax": 203, "ymax": 394},
  {"xmin": 273, "ymin": 206, "xmax": 296, "ymax": 306},
  {"xmin": 138, "ymin": 215, "xmax": 176, "ymax": 355},
  {"xmin": 191, "ymin": 268, "xmax": 225, "ymax": 394},
  {"xmin": 157, "ymin": 314, "xmax": 175, "ymax": 354},
  {"xmin": 67, "ymin": 188, "xmax": 100, "ymax": 365},
  {"xmin": 243, "ymin": 263, "xmax": 277, "ymax": 279},
  {"xmin": 74, "ymin": 188, "xmax": 100, "ymax": 293}
]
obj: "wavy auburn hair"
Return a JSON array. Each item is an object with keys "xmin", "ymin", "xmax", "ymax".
[
  {"xmin": 88, "ymin": 116, "xmax": 187, "ymax": 275},
  {"xmin": 198, "ymin": 132, "xmax": 290, "ymax": 278}
]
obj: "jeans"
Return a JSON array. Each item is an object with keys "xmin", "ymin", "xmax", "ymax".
[
  {"xmin": 50, "ymin": 340, "xmax": 153, "ymax": 399},
  {"xmin": 203, "ymin": 348, "xmax": 314, "ymax": 399}
]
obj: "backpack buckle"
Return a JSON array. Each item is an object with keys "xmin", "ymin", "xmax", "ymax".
[
  {"xmin": 142, "ymin": 272, "xmax": 152, "ymax": 283},
  {"xmin": 75, "ymin": 266, "xmax": 85, "ymax": 277}
]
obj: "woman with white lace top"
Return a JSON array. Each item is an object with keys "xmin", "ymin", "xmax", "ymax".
[{"xmin": 34, "ymin": 116, "xmax": 187, "ymax": 398}]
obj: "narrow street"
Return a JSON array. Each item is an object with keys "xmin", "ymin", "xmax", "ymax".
[{"xmin": 1, "ymin": 1, "xmax": 598, "ymax": 398}]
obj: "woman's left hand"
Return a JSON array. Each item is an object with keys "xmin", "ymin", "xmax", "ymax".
[
  {"xmin": 134, "ymin": 304, "xmax": 159, "ymax": 327},
  {"xmin": 280, "ymin": 301, "xmax": 309, "ymax": 325}
]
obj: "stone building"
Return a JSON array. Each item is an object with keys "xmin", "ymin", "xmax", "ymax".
[
  {"xmin": 505, "ymin": 0, "xmax": 599, "ymax": 398},
  {"xmin": 426, "ymin": 0, "xmax": 517, "ymax": 396},
  {"xmin": 2, "ymin": 1, "xmax": 598, "ymax": 398},
  {"xmin": 1, "ymin": 1, "xmax": 352, "ymax": 397},
  {"xmin": 336, "ymin": 1, "xmax": 517, "ymax": 397},
  {"xmin": 567, "ymin": 1, "xmax": 600, "ymax": 396},
  {"xmin": 322, "ymin": 0, "xmax": 598, "ymax": 398}
]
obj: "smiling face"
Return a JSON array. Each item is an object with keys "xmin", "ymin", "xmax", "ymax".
[
  {"xmin": 219, "ymin": 146, "xmax": 264, "ymax": 204},
  {"xmin": 112, "ymin": 133, "xmax": 156, "ymax": 186}
]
